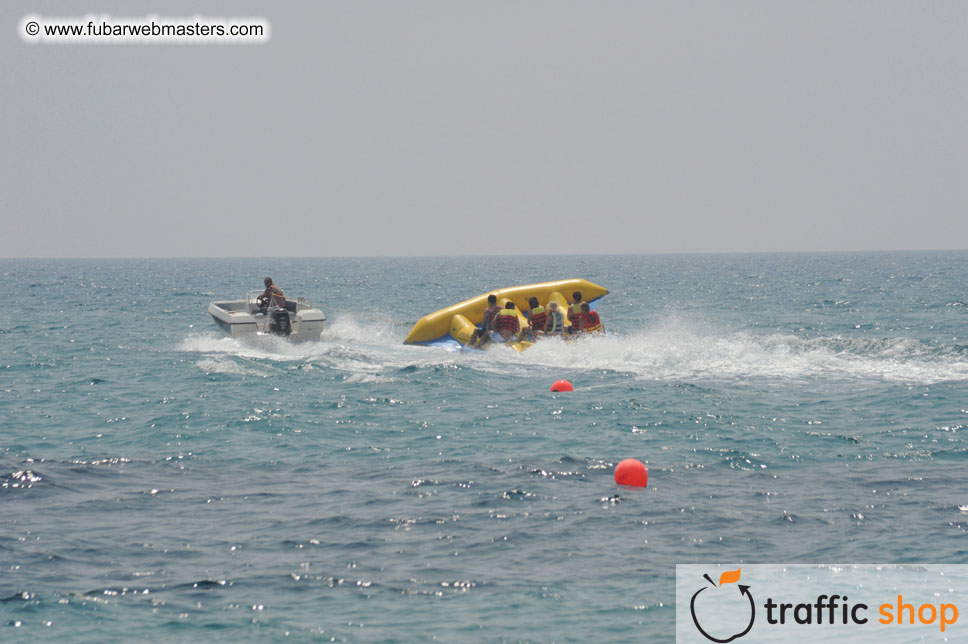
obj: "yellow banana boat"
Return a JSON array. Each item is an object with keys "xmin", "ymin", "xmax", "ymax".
[{"xmin": 404, "ymin": 278, "xmax": 609, "ymax": 352}]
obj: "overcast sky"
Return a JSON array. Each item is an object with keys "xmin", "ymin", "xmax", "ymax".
[{"xmin": 2, "ymin": 1, "xmax": 966, "ymax": 258}]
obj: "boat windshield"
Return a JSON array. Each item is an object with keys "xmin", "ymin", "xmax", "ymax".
[{"xmin": 246, "ymin": 290, "xmax": 266, "ymax": 313}]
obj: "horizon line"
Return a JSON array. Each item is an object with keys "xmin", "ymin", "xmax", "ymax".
[{"xmin": 2, "ymin": 247, "xmax": 968, "ymax": 261}]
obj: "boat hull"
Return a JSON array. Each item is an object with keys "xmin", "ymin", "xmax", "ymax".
[{"xmin": 208, "ymin": 298, "xmax": 325, "ymax": 342}]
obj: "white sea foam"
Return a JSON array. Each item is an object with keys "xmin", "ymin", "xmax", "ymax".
[
  {"xmin": 179, "ymin": 316, "xmax": 968, "ymax": 385},
  {"xmin": 178, "ymin": 317, "xmax": 436, "ymax": 380},
  {"xmin": 342, "ymin": 373, "xmax": 397, "ymax": 384},
  {"xmin": 177, "ymin": 332, "xmax": 303, "ymax": 361},
  {"xmin": 194, "ymin": 357, "xmax": 269, "ymax": 377},
  {"xmin": 511, "ymin": 322, "xmax": 968, "ymax": 384}
]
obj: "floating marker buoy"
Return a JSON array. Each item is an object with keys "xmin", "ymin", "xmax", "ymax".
[
  {"xmin": 614, "ymin": 458, "xmax": 648, "ymax": 487},
  {"xmin": 550, "ymin": 379, "xmax": 574, "ymax": 392}
]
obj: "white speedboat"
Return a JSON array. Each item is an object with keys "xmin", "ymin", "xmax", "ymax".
[{"xmin": 208, "ymin": 291, "xmax": 326, "ymax": 341}]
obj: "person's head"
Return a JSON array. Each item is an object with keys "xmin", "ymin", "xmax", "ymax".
[
  {"xmin": 488, "ymin": 294, "xmax": 497, "ymax": 305},
  {"xmin": 572, "ymin": 291, "xmax": 582, "ymax": 303},
  {"xmin": 581, "ymin": 303, "xmax": 591, "ymax": 313},
  {"xmin": 528, "ymin": 296, "xmax": 539, "ymax": 309},
  {"xmin": 505, "ymin": 302, "xmax": 515, "ymax": 310},
  {"xmin": 265, "ymin": 277, "xmax": 273, "ymax": 288},
  {"xmin": 549, "ymin": 302, "xmax": 558, "ymax": 311}
]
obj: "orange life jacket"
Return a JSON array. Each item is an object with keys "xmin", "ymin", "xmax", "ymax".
[{"xmin": 583, "ymin": 311, "xmax": 603, "ymax": 333}]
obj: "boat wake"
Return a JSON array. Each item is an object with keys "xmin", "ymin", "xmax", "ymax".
[
  {"xmin": 178, "ymin": 315, "xmax": 968, "ymax": 385},
  {"xmin": 518, "ymin": 324, "xmax": 968, "ymax": 384}
]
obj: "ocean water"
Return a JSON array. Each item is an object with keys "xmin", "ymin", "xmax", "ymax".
[{"xmin": 3, "ymin": 252, "xmax": 968, "ymax": 643}]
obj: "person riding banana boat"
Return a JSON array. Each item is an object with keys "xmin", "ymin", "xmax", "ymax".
[
  {"xmin": 468, "ymin": 294, "xmax": 501, "ymax": 347},
  {"xmin": 544, "ymin": 301, "xmax": 565, "ymax": 336},
  {"xmin": 522, "ymin": 297, "xmax": 547, "ymax": 341},
  {"xmin": 474, "ymin": 296, "xmax": 602, "ymax": 347},
  {"xmin": 576, "ymin": 302, "xmax": 604, "ymax": 334},
  {"xmin": 566, "ymin": 291, "xmax": 584, "ymax": 330},
  {"xmin": 403, "ymin": 279, "xmax": 609, "ymax": 353},
  {"xmin": 492, "ymin": 302, "xmax": 523, "ymax": 342},
  {"xmin": 470, "ymin": 301, "xmax": 525, "ymax": 347}
]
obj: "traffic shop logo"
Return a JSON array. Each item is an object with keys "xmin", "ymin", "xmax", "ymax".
[
  {"xmin": 684, "ymin": 566, "xmax": 961, "ymax": 641},
  {"xmin": 689, "ymin": 568, "xmax": 755, "ymax": 643}
]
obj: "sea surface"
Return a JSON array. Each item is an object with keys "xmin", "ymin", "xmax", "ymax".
[{"xmin": 3, "ymin": 253, "xmax": 968, "ymax": 643}]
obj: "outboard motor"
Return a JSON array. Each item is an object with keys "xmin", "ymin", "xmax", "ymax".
[{"xmin": 268, "ymin": 308, "xmax": 292, "ymax": 337}]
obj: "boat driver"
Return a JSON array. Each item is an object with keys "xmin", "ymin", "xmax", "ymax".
[{"xmin": 260, "ymin": 277, "xmax": 286, "ymax": 309}]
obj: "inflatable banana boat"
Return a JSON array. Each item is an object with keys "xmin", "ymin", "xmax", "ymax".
[{"xmin": 404, "ymin": 279, "xmax": 608, "ymax": 352}]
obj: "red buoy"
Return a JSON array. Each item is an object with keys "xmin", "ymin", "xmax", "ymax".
[
  {"xmin": 550, "ymin": 379, "xmax": 574, "ymax": 392},
  {"xmin": 614, "ymin": 458, "xmax": 648, "ymax": 487}
]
